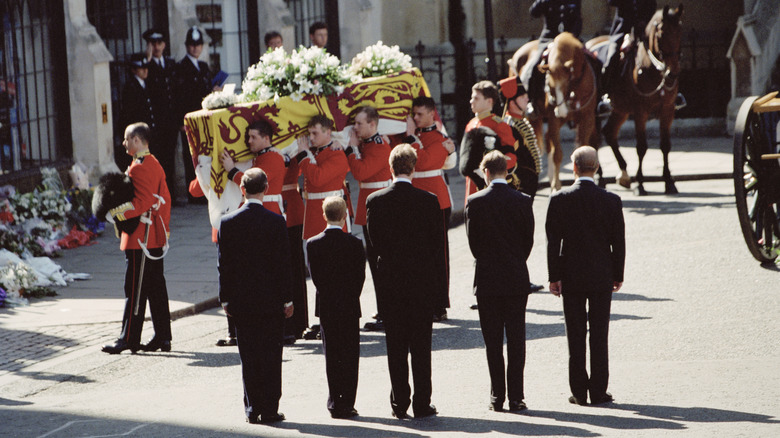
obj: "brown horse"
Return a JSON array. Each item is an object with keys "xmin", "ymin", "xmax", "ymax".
[
  {"xmin": 589, "ymin": 4, "xmax": 684, "ymax": 195},
  {"xmin": 511, "ymin": 32, "xmax": 599, "ymax": 191}
]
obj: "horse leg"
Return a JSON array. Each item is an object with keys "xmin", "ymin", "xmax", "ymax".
[
  {"xmin": 603, "ymin": 111, "xmax": 631, "ymax": 188},
  {"xmin": 634, "ymin": 113, "xmax": 650, "ymax": 196},
  {"xmin": 659, "ymin": 107, "xmax": 678, "ymax": 194}
]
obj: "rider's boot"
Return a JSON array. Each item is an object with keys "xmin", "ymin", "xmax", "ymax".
[
  {"xmin": 597, "ymin": 94, "xmax": 613, "ymax": 118},
  {"xmin": 674, "ymin": 92, "xmax": 687, "ymax": 110}
]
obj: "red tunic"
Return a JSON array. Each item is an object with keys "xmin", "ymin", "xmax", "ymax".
[
  {"xmin": 281, "ymin": 157, "xmax": 304, "ymax": 227},
  {"xmin": 347, "ymin": 134, "xmax": 392, "ymax": 226},
  {"xmin": 410, "ymin": 127, "xmax": 452, "ymax": 210},
  {"xmin": 299, "ymin": 146, "xmax": 350, "ymax": 239},
  {"xmin": 230, "ymin": 148, "xmax": 285, "ymax": 216},
  {"xmin": 464, "ymin": 111, "xmax": 518, "ymax": 199},
  {"xmin": 120, "ymin": 152, "xmax": 172, "ymax": 251}
]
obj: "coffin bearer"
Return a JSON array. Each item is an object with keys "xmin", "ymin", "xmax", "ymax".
[
  {"xmin": 102, "ymin": 122, "xmax": 172, "ymax": 354},
  {"xmin": 402, "ymin": 96, "xmax": 455, "ymax": 322},
  {"xmin": 175, "ymin": 26, "xmax": 215, "ymax": 204}
]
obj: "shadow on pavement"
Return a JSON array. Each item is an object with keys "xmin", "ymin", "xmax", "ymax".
[
  {"xmin": 621, "ymin": 198, "xmax": 734, "ymax": 216},
  {"xmin": 605, "ymin": 403, "xmax": 780, "ymax": 424}
]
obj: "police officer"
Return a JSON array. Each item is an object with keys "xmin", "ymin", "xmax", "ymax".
[
  {"xmin": 118, "ymin": 54, "xmax": 154, "ymax": 171},
  {"xmin": 143, "ymin": 28, "xmax": 178, "ymax": 203},
  {"xmin": 175, "ymin": 26, "xmax": 214, "ymax": 203}
]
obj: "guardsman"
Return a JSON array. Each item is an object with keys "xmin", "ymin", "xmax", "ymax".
[
  {"xmin": 118, "ymin": 54, "xmax": 154, "ymax": 171},
  {"xmin": 498, "ymin": 76, "xmax": 542, "ymax": 198},
  {"xmin": 175, "ymin": 26, "xmax": 215, "ymax": 203},
  {"xmin": 102, "ymin": 122, "xmax": 172, "ymax": 354},
  {"xmin": 344, "ymin": 105, "xmax": 392, "ymax": 330},
  {"xmin": 403, "ymin": 96, "xmax": 455, "ymax": 322},
  {"xmin": 464, "ymin": 81, "xmax": 518, "ymax": 200},
  {"xmin": 296, "ymin": 115, "xmax": 350, "ymax": 240},
  {"xmin": 143, "ymin": 28, "xmax": 179, "ymax": 203},
  {"xmin": 281, "ymin": 144, "xmax": 307, "ymax": 344},
  {"xmin": 220, "ymin": 119, "xmax": 285, "ymax": 216}
]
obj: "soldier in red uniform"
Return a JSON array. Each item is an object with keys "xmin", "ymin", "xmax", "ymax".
[
  {"xmin": 102, "ymin": 122, "xmax": 172, "ymax": 354},
  {"xmin": 344, "ymin": 106, "xmax": 392, "ymax": 330},
  {"xmin": 296, "ymin": 115, "xmax": 350, "ymax": 240},
  {"xmin": 402, "ymin": 96, "xmax": 456, "ymax": 322},
  {"xmin": 220, "ymin": 120, "xmax": 285, "ymax": 216},
  {"xmin": 217, "ymin": 119, "xmax": 286, "ymax": 343},
  {"xmin": 281, "ymin": 147, "xmax": 308, "ymax": 343},
  {"xmin": 464, "ymin": 81, "xmax": 518, "ymax": 202}
]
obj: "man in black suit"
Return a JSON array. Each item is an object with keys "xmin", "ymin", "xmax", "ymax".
[
  {"xmin": 546, "ymin": 146, "xmax": 625, "ymax": 406},
  {"xmin": 366, "ymin": 143, "xmax": 447, "ymax": 419},
  {"xmin": 175, "ymin": 26, "xmax": 214, "ymax": 203},
  {"xmin": 143, "ymin": 28, "xmax": 178, "ymax": 202},
  {"xmin": 465, "ymin": 150, "xmax": 534, "ymax": 412},
  {"xmin": 306, "ymin": 196, "xmax": 365, "ymax": 419},
  {"xmin": 218, "ymin": 168, "xmax": 294, "ymax": 424}
]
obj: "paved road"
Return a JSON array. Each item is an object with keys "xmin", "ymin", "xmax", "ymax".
[{"xmin": 1, "ymin": 177, "xmax": 778, "ymax": 437}]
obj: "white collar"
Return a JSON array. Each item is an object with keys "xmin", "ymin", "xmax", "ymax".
[
  {"xmin": 186, "ymin": 54, "xmax": 200, "ymax": 69},
  {"xmin": 245, "ymin": 198, "xmax": 263, "ymax": 205},
  {"xmin": 135, "ymin": 76, "xmax": 146, "ymax": 88},
  {"xmin": 394, "ymin": 177, "xmax": 412, "ymax": 184},
  {"xmin": 577, "ymin": 176, "xmax": 595, "ymax": 183},
  {"xmin": 154, "ymin": 56, "xmax": 164, "ymax": 67},
  {"xmin": 326, "ymin": 224, "xmax": 342, "ymax": 230},
  {"xmin": 490, "ymin": 178, "xmax": 508, "ymax": 185}
]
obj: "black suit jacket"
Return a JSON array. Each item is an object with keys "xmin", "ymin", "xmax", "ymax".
[
  {"xmin": 465, "ymin": 182, "xmax": 534, "ymax": 296},
  {"xmin": 307, "ymin": 228, "xmax": 366, "ymax": 319},
  {"xmin": 609, "ymin": 0, "xmax": 657, "ymax": 37},
  {"xmin": 147, "ymin": 56, "xmax": 176, "ymax": 128},
  {"xmin": 546, "ymin": 179, "xmax": 625, "ymax": 294},
  {"xmin": 175, "ymin": 56, "xmax": 213, "ymax": 124},
  {"xmin": 120, "ymin": 77, "xmax": 155, "ymax": 131},
  {"xmin": 530, "ymin": 0, "xmax": 582, "ymax": 41},
  {"xmin": 218, "ymin": 202, "xmax": 293, "ymax": 318},
  {"xmin": 366, "ymin": 181, "xmax": 448, "ymax": 314}
]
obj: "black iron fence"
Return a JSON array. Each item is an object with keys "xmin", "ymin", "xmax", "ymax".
[{"xmin": 0, "ymin": 0, "xmax": 70, "ymax": 177}]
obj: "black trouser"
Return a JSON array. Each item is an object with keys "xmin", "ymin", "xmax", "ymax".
[
  {"xmin": 151, "ymin": 126, "xmax": 178, "ymax": 200},
  {"xmin": 477, "ymin": 293, "xmax": 528, "ymax": 404},
  {"xmin": 235, "ymin": 313, "xmax": 284, "ymax": 420},
  {"xmin": 119, "ymin": 248, "xmax": 171, "ymax": 347},
  {"xmin": 562, "ymin": 290, "xmax": 612, "ymax": 401},
  {"xmin": 384, "ymin": 308, "xmax": 433, "ymax": 415},
  {"xmin": 363, "ymin": 225, "xmax": 381, "ymax": 316},
  {"xmin": 435, "ymin": 208, "xmax": 451, "ymax": 316},
  {"xmin": 320, "ymin": 314, "xmax": 360, "ymax": 413},
  {"xmin": 520, "ymin": 39, "xmax": 552, "ymax": 102},
  {"xmin": 285, "ymin": 225, "xmax": 308, "ymax": 337}
]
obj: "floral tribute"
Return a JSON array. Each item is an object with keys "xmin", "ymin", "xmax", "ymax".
[
  {"xmin": 348, "ymin": 41, "xmax": 413, "ymax": 78},
  {"xmin": 240, "ymin": 46, "xmax": 354, "ymax": 103},
  {"xmin": 201, "ymin": 89, "xmax": 240, "ymax": 110}
]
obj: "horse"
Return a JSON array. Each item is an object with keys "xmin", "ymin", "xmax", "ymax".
[
  {"xmin": 511, "ymin": 32, "xmax": 600, "ymax": 191},
  {"xmin": 588, "ymin": 4, "xmax": 684, "ymax": 195}
]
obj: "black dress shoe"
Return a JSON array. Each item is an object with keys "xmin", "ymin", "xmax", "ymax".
[
  {"xmin": 101, "ymin": 339, "xmax": 138, "ymax": 354},
  {"xmin": 259, "ymin": 412, "xmax": 285, "ymax": 423},
  {"xmin": 331, "ymin": 408, "xmax": 359, "ymax": 419},
  {"xmin": 363, "ymin": 320, "xmax": 384, "ymax": 331},
  {"xmin": 302, "ymin": 325, "xmax": 320, "ymax": 340},
  {"xmin": 489, "ymin": 402, "xmax": 504, "ymax": 412},
  {"xmin": 529, "ymin": 282, "xmax": 544, "ymax": 292},
  {"xmin": 246, "ymin": 416, "xmax": 259, "ymax": 424},
  {"xmin": 590, "ymin": 392, "xmax": 614, "ymax": 405},
  {"xmin": 432, "ymin": 311, "xmax": 448, "ymax": 322},
  {"xmin": 141, "ymin": 338, "xmax": 171, "ymax": 352},
  {"xmin": 508, "ymin": 400, "xmax": 528, "ymax": 411},
  {"xmin": 413, "ymin": 404, "xmax": 437, "ymax": 418},
  {"xmin": 391, "ymin": 410, "xmax": 409, "ymax": 419},
  {"xmin": 470, "ymin": 303, "xmax": 479, "ymax": 310},
  {"xmin": 216, "ymin": 337, "xmax": 237, "ymax": 347},
  {"xmin": 283, "ymin": 335, "xmax": 296, "ymax": 345},
  {"xmin": 568, "ymin": 395, "xmax": 587, "ymax": 406}
]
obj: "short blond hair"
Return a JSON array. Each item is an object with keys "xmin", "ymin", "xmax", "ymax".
[
  {"xmin": 322, "ymin": 196, "xmax": 347, "ymax": 222},
  {"xmin": 480, "ymin": 150, "xmax": 507, "ymax": 176}
]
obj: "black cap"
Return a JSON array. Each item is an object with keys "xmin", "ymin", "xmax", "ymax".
[
  {"xmin": 128, "ymin": 53, "xmax": 148, "ymax": 69},
  {"xmin": 185, "ymin": 26, "xmax": 204, "ymax": 46},
  {"xmin": 142, "ymin": 28, "xmax": 165, "ymax": 43}
]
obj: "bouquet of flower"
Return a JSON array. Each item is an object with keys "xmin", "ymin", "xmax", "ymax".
[
  {"xmin": 348, "ymin": 41, "xmax": 413, "ymax": 78},
  {"xmin": 66, "ymin": 187, "xmax": 103, "ymax": 235},
  {"xmin": 0, "ymin": 262, "xmax": 37, "ymax": 297},
  {"xmin": 241, "ymin": 46, "xmax": 353, "ymax": 103},
  {"xmin": 202, "ymin": 89, "xmax": 240, "ymax": 110},
  {"xmin": 10, "ymin": 189, "xmax": 71, "ymax": 227}
]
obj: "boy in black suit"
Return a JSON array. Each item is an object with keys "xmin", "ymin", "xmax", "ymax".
[
  {"xmin": 465, "ymin": 150, "xmax": 534, "ymax": 412},
  {"xmin": 546, "ymin": 145, "xmax": 625, "ymax": 406},
  {"xmin": 306, "ymin": 196, "xmax": 365, "ymax": 419},
  {"xmin": 218, "ymin": 168, "xmax": 293, "ymax": 424}
]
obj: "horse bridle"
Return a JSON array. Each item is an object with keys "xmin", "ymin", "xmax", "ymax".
[
  {"xmin": 634, "ymin": 20, "xmax": 679, "ymax": 97},
  {"xmin": 545, "ymin": 47, "xmax": 597, "ymax": 115}
]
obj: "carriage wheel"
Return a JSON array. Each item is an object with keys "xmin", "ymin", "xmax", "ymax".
[{"xmin": 733, "ymin": 97, "xmax": 780, "ymax": 263}]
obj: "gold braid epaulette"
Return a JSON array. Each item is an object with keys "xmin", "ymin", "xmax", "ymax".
[{"xmin": 507, "ymin": 117, "xmax": 542, "ymax": 175}]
